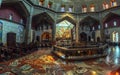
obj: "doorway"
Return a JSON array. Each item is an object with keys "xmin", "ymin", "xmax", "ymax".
[
  {"xmin": 88, "ymin": 36, "xmax": 91, "ymax": 42},
  {"xmin": 97, "ymin": 37, "xmax": 100, "ymax": 42},
  {"xmin": 92, "ymin": 31, "xmax": 95, "ymax": 42},
  {"xmin": 7, "ymin": 32, "xmax": 16, "ymax": 47},
  {"xmin": 80, "ymin": 32, "xmax": 87, "ymax": 41},
  {"xmin": 41, "ymin": 32, "xmax": 51, "ymax": 42}
]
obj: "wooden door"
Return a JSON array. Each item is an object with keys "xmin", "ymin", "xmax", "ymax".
[{"xmin": 7, "ymin": 32, "xmax": 16, "ymax": 47}]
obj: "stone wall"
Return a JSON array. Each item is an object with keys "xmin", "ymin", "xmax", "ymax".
[{"xmin": 0, "ymin": 20, "xmax": 24, "ymax": 44}]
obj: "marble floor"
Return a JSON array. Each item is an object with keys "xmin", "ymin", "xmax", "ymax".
[{"xmin": 0, "ymin": 46, "xmax": 120, "ymax": 75}]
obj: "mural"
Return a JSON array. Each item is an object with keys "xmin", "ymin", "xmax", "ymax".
[
  {"xmin": 56, "ymin": 20, "xmax": 74, "ymax": 39},
  {"xmin": 0, "ymin": 21, "xmax": 3, "ymax": 43}
]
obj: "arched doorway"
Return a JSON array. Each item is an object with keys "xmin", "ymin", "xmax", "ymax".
[
  {"xmin": 112, "ymin": 31, "xmax": 119, "ymax": 42},
  {"xmin": 92, "ymin": 31, "xmax": 95, "ymax": 42},
  {"xmin": 7, "ymin": 32, "xmax": 16, "ymax": 47},
  {"xmin": 97, "ymin": 37, "xmax": 100, "ymax": 42},
  {"xmin": 36, "ymin": 36, "xmax": 40, "ymax": 42},
  {"xmin": 41, "ymin": 32, "xmax": 52, "ymax": 42},
  {"xmin": 88, "ymin": 36, "xmax": 91, "ymax": 42},
  {"xmin": 56, "ymin": 18, "xmax": 75, "ymax": 45},
  {"xmin": 80, "ymin": 32, "xmax": 87, "ymax": 42},
  {"xmin": 79, "ymin": 16, "xmax": 99, "ymax": 43},
  {"xmin": 56, "ymin": 16, "xmax": 75, "ymax": 40},
  {"xmin": 56, "ymin": 20, "xmax": 74, "ymax": 40}
]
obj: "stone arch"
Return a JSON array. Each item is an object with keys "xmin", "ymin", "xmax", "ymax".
[
  {"xmin": 41, "ymin": 31, "xmax": 52, "ymax": 42},
  {"xmin": 79, "ymin": 16, "xmax": 99, "ymax": 31},
  {"xmin": 102, "ymin": 12, "xmax": 120, "ymax": 23},
  {"xmin": 56, "ymin": 16, "xmax": 76, "ymax": 25},
  {"xmin": 56, "ymin": 16, "xmax": 75, "ymax": 41},
  {"xmin": 32, "ymin": 12, "xmax": 54, "ymax": 29},
  {"xmin": 1, "ymin": 1, "xmax": 29, "ymax": 19},
  {"xmin": 80, "ymin": 16, "xmax": 99, "ymax": 25}
]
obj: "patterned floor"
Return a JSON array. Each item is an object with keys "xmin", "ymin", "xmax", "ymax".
[{"xmin": 0, "ymin": 47, "xmax": 120, "ymax": 75}]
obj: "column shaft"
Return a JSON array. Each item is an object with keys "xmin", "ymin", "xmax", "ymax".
[
  {"xmin": 25, "ymin": 6, "xmax": 34, "ymax": 44},
  {"xmin": 52, "ymin": 21, "xmax": 56, "ymax": 41},
  {"xmin": 0, "ymin": 0, "xmax": 3, "ymax": 7},
  {"xmin": 76, "ymin": 20, "xmax": 79, "ymax": 43},
  {"xmin": 99, "ymin": 14, "xmax": 105, "ymax": 42}
]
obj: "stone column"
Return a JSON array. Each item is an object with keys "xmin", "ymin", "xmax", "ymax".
[
  {"xmin": 76, "ymin": 20, "xmax": 79, "ymax": 43},
  {"xmin": 25, "ymin": 6, "xmax": 34, "ymax": 44},
  {"xmin": 0, "ymin": 0, "xmax": 3, "ymax": 7},
  {"xmin": 99, "ymin": 13, "xmax": 105, "ymax": 42},
  {"xmin": 52, "ymin": 20, "xmax": 56, "ymax": 41}
]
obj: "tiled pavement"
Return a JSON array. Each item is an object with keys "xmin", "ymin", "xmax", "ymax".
[{"xmin": 0, "ymin": 47, "xmax": 120, "ymax": 75}]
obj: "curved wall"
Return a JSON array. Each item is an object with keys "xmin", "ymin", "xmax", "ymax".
[
  {"xmin": 0, "ymin": 7, "xmax": 25, "ymax": 24},
  {"xmin": 0, "ymin": 20, "xmax": 24, "ymax": 44}
]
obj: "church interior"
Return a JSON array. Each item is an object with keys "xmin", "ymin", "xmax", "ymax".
[{"xmin": 0, "ymin": 0, "xmax": 120, "ymax": 75}]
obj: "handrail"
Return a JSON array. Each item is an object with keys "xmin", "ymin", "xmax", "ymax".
[{"xmin": 54, "ymin": 44, "xmax": 107, "ymax": 51}]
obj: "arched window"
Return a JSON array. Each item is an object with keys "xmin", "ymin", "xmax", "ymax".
[
  {"xmin": 105, "ymin": 23, "xmax": 108, "ymax": 28},
  {"xmin": 82, "ymin": 5, "xmax": 87, "ymax": 13},
  {"xmin": 48, "ymin": 1, "xmax": 52, "ymax": 8},
  {"xmin": 112, "ymin": 31, "xmax": 119, "ymax": 42},
  {"xmin": 68, "ymin": 6, "xmax": 73, "ymax": 12},
  {"xmin": 39, "ymin": 0, "xmax": 44, "ymax": 6},
  {"xmin": 9, "ymin": 14, "xmax": 13, "ymax": 20},
  {"xmin": 90, "ymin": 3, "xmax": 95, "ymax": 12},
  {"xmin": 110, "ymin": 0, "xmax": 117, "ymax": 7},
  {"xmin": 113, "ymin": 21, "xmax": 117, "ymax": 26},
  {"xmin": 20, "ymin": 19, "xmax": 23, "ymax": 24},
  {"xmin": 92, "ymin": 26, "xmax": 95, "ymax": 30},
  {"xmin": 61, "ymin": 5, "xmax": 65, "ymax": 12},
  {"xmin": 98, "ymin": 25, "xmax": 100, "ymax": 29},
  {"xmin": 103, "ymin": 2, "xmax": 109, "ymax": 9}
]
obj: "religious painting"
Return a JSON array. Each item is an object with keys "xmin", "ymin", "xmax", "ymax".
[{"xmin": 56, "ymin": 20, "xmax": 74, "ymax": 40}]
